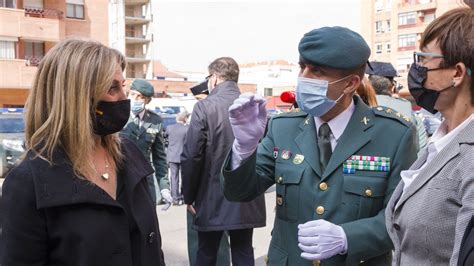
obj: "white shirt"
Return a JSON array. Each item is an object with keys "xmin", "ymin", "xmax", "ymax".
[
  {"xmin": 131, "ymin": 110, "xmax": 145, "ymax": 127},
  {"xmin": 314, "ymin": 100, "xmax": 355, "ymax": 151},
  {"xmin": 399, "ymin": 114, "xmax": 474, "ymax": 199}
]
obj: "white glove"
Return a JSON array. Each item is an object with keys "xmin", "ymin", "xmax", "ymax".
[
  {"xmin": 229, "ymin": 93, "xmax": 267, "ymax": 168},
  {"xmin": 160, "ymin": 189, "xmax": 173, "ymax": 211},
  {"xmin": 298, "ymin": 219, "xmax": 348, "ymax": 261}
]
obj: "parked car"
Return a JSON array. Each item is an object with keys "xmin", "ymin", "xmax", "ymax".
[{"xmin": 0, "ymin": 109, "xmax": 26, "ymax": 179}]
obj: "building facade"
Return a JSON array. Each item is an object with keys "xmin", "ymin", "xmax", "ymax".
[
  {"xmin": 109, "ymin": 0, "xmax": 154, "ymax": 79},
  {"xmin": 0, "ymin": 0, "xmax": 108, "ymax": 107},
  {"xmin": 360, "ymin": 0, "xmax": 466, "ymax": 89}
]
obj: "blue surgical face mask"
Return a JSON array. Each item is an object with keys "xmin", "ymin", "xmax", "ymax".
[
  {"xmin": 130, "ymin": 98, "xmax": 145, "ymax": 115},
  {"xmin": 295, "ymin": 75, "xmax": 350, "ymax": 117}
]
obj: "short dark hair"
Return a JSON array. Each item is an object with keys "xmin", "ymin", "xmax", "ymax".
[
  {"xmin": 208, "ymin": 57, "xmax": 240, "ymax": 82},
  {"xmin": 369, "ymin": 75, "xmax": 393, "ymax": 96},
  {"xmin": 420, "ymin": 7, "xmax": 473, "ymax": 103}
]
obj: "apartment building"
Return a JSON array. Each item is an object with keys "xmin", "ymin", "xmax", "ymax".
[
  {"xmin": 360, "ymin": 0, "xmax": 466, "ymax": 88},
  {"xmin": 109, "ymin": 0, "xmax": 154, "ymax": 79},
  {"xmin": 0, "ymin": 0, "xmax": 108, "ymax": 107}
]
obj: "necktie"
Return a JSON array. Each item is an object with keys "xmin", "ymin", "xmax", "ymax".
[
  {"xmin": 318, "ymin": 123, "xmax": 332, "ymax": 172},
  {"xmin": 133, "ymin": 115, "xmax": 140, "ymax": 134}
]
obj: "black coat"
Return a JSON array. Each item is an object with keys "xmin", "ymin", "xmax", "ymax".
[
  {"xmin": 181, "ymin": 81, "xmax": 266, "ymax": 231},
  {"xmin": 0, "ymin": 139, "xmax": 165, "ymax": 266},
  {"xmin": 459, "ymin": 215, "xmax": 474, "ymax": 266}
]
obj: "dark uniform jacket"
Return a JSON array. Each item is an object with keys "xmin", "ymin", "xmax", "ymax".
[
  {"xmin": 0, "ymin": 139, "xmax": 165, "ymax": 266},
  {"xmin": 222, "ymin": 96, "xmax": 418, "ymax": 266},
  {"xmin": 120, "ymin": 110, "xmax": 169, "ymax": 192},
  {"xmin": 165, "ymin": 123, "xmax": 188, "ymax": 163},
  {"xmin": 181, "ymin": 81, "xmax": 266, "ymax": 232}
]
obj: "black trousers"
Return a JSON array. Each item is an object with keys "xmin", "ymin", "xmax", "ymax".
[
  {"xmin": 168, "ymin": 162, "xmax": 183, "ymax": 202},
  {"xmin": 196, "ymin": 228, "xmax": 254, "ymax": 266}
]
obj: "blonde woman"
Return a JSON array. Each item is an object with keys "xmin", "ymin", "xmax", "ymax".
[{"xmin": 1, "ymin": 39, "xmax": 165, "ymax": 266}]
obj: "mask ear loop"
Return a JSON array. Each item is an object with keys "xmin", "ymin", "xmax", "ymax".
[{"xmin": 467, "ymin": 68, "xmax": 472, "ymax": 76}]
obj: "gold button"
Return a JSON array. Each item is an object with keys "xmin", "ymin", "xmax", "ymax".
[
  {"xmin": 313, "ymin": 260, "xmax": 321, "ymax": 266},
  {"xmin": 365, "ymin": 189, "xmax": 373, "ymax": 197},
  {"xmin": 319, "ymin": 182, "xmax": 328, "ymax": 191},
  {"xmin": 277, "ymin": 176, "xmax": 283, "ymax": 184},
  {"xmin": 316, "ymin": 206, "xmax": 325, "ymax": 215}
]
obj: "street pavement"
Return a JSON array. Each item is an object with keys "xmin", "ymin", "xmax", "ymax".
[{"xmin": 157, "ymin": 188, "xmax": 276, "ymax": 266}]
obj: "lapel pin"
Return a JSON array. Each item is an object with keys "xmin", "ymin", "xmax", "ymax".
[
  {"xmin": 273, "ymin": 147, "xmax": 279, "ymax": 159},
  {"xmin": 361, "ymin": 117, "xmax": 370, "ymax": 125}
]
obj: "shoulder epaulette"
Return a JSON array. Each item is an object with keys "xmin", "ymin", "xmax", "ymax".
[
  {"xmin": 373, "ymin": 106, "xmax": 412, "ymax": 127},
  {"xmin": 272, "ymin": 108, "xmax": 307, "ymax": 119}
]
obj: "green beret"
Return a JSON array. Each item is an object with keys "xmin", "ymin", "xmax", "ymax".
[
  {"xmin": 298, "ymin": 26, "xmax": 371, "ymax": 70},
  {"xmin": 131, "ymin": 79, "xmax": 154, "ymax": 97}
]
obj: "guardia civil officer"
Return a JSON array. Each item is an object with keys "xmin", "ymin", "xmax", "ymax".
[
  {"xmin": 221, "ymin": 27, "xmax": 418, "ymax": 265},
  {"xmin": 120, "ymin": 79, "xmax": 172, "ymax": 206}
]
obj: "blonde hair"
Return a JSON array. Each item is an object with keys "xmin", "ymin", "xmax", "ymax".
[
  {"xmin": 25, "ymin": 39, "xmax": 126, "ymax": 177},
  {"xmin": 356, "ymin": 76, "xmax": 378, "ymax": 107}
]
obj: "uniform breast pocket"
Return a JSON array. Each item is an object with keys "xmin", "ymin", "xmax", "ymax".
[
  {"xmin": 275, "ymin": 162, "xmax": 304, "ymax": 222},
  {"xmin": 342, "ymin": 175, "xmax": 387, "ymax": 219}
]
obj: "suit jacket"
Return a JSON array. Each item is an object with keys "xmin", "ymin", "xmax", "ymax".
[
  {"xmin": 165, "ymin": 122, "xmax": 188, "ymax": 163},
  {"xmin": 181, "ymin": 81, "xmax": 266, "ymax": 231},
  {"xmin": 386, "ymin": 119, "xmax": 474, "ymax": 265},
  {"xmin": 120, "ymin": 110, "xmax": 169, "ymax": 191},
  {"xmin": 222, "ymin": 96, "xmax": 418, "ymax": 266},
  {"xmin": 0, "ymin": 139, "xmax": 165, "ymax": 266}
]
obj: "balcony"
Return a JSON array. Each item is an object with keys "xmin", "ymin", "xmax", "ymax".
[
  {"xmin": 0, "ymin": 7, "xmax": 64, "ymax": 42},
  {"xmin": 398, "ymin": 0, "xmax": 437, "ymax": 12},
  {"xmin": 125, "ymin": 36, "xmax": 150, "ymax": 44},
  {"xmin": 125, "ymin": 0, "xmax": 149, "ymax": 5},
  {"xmin": 126, "ymin": 57, "xmax": 150, "ymax": 64},
  {"xmin": 125, "ymin": 16, "xmax": 151, "ymax": 26},
  {"xmin": 0, "ymin": 59, "xmax": 36, "ymax": 89}
]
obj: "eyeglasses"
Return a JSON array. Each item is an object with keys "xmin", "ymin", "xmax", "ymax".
[
  {"xmin": 205, "ymin": 74, "xmax": 213, "ymax": 80},
  {"xmin": 413, "ymin": 51, "xmax": 444, "ymax": 65}
]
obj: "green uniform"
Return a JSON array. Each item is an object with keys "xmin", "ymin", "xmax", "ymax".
[
  {"xmin": 222, "ymin": 97, "xmax": 418, "ymax": 265},
  {"xmin": 120, "ymin": 110, "xmax": 169, "ymax": 204}
]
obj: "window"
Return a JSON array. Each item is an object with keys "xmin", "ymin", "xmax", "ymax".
[
  {"xmin": 375, "ymin": 21, "xmax": 383, "ymax": 33},
  {"xmin": 424, "ymin": 13, "xmax": 435, "ymax": 24},
  {"xmin": 399, "ymin": 12, "xmax": 416, "ymax": 26},
  {"xmin": 398, "ymin": 34, "xmax": 417, "ymax": 49},
  {"xmin": 0, "ymin": 0, "xmax": 16, "ymax": 8},
  {"xmin": 386, "ymin": 20, "xmax": 391, "ymax": 32},
  {"xmin": 386, "ymin": 42, "xmax": 391, "ymax": 53},
  {"xmin": 24, "ymin": 42, "xmax": 44, "ymax": 66},
  {"xmin": 264, "ymin": 88, "xmax": 273, "ymax": 97},
  {"xmin": 375, "ymin": 43, "xmax": 383, "ymax": 54},
  {"xmin": 375, "ymin": 0, "xmax": 383, "ymax": 12},
  {"xmin": 66, "ymin": 0, "xmax": 84, "ymax": 19},
  {"xmin": 386, "ymin": 0, "xmax": 392, "ymax": 11},
  {"xmin": 0, "ymin": 41, "xmax": 16, "ymax": 59}
]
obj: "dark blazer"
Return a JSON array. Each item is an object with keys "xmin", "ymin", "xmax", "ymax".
[
  {"xmin": 459, "ymin": 216, "xmax": 474, "ymax": 266},
  {"xmin": 165, "ymin": 122, "xmax": 188, "ymax": 163},
  {"xmin": 120, "ymin": 110, "xmax": 169, "ymax": 191},
  {"xmin": 181, "ymin": 81, "xmax": 266, "ymax": 232},
  {"xmin": 0, "ymin": 139, "xmax": 165, "ymax": 266}
]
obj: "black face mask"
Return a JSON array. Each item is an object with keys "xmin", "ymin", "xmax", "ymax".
[
  {"xmin": 93, "ymin": 99, "xmax": 131, "ymax": 136},
  {"xmin": 407, "ymin": 63, "xmax": 452, "ymax": 114}
]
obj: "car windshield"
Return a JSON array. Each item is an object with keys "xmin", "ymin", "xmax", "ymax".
[{"xmin": 0, "ymin": 117, "xmax": 25, "ymax": 133}]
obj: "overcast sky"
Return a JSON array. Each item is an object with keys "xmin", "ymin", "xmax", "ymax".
[{"xmin": 153, "ymin": 0, "xmax": 361, "ymax": 72}]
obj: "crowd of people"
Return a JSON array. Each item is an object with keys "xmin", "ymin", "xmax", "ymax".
[{"xmin": 0, "ymin": 3, "xmax": 473, "ymax": 266}]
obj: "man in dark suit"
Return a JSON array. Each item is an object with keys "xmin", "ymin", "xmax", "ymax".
[
  {"xmin": 165, "ymin": 111, "xmax": 189, "ymax": 205},
  {"xmin": 181, "ymin": 57, "xmax": 266, "ymax": 266},
  {"xmin": 120, "ymin": 79, "xmax": 172, "ymax": 206}
]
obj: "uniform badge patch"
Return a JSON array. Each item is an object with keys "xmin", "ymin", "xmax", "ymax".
[
  {"xmin": 343, "ymin": 155, "xmax": 391, "ymax": 174},
  {"xmin": 273, "ymin": 147, "xmax": 279, "ymax": 159},
  {"xmin": 281, "ymin": 150, "xmax": 292, "ymax": 160},
  {"xmin": 293, "ymin": 154, "xmax": 304, "ymax": 165}
]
